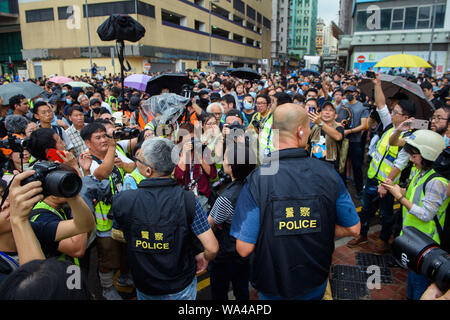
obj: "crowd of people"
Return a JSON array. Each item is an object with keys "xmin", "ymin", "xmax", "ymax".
[{"xmin": 0, "ymin": 67, "xmax": 448, "ymax": 301}]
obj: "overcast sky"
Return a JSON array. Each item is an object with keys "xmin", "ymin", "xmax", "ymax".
[{"xmin": 318, "ymin": 0, "xmax": 340, "ymax": 25}]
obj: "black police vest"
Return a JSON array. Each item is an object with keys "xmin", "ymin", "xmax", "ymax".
[
  {"xmin": 213, "ymin": 180, "xmax": 247, "ymax": 262},
  {"xmin": 113, "ymin": 178, "xmax": 197, "ymax": 295},
  {"xmin": 247, "ymin": 148, "xmax": 339, "ymax": 299}
]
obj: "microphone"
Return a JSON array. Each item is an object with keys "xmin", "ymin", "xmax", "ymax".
[{"xmin": 5, "ymin": 115, "xmax": 29, "ymax": 134}]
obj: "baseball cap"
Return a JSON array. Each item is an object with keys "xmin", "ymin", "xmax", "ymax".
[{"xmin": 89, "ymin": 98, "xmax": 101, "ymax": 106}]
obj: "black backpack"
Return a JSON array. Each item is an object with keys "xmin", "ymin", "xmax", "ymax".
[{"xmin": 97, "ymin": 14, "xmax": 145, "ymax": 42}]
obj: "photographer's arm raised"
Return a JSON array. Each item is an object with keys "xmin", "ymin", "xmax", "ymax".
[
  {"xmin": 7, "ymin": 171, "xmax": 46, "ymax": 265},
  {"xmin": 53, "ymin": 195, "xmax": 95, "ymax": 242},
  {"xmin": 93, "ymin": 140, "xmax": 116, "ymax": 181}
]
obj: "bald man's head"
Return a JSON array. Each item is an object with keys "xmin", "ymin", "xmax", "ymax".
[{"xmin": 273, "ymin": 103, "xmax": 309, "ymax": 136}]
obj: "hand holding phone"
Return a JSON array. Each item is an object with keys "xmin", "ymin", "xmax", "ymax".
[
  {"xmin": 410, "ymin": 119, "xmax": 429, "ymax": 130},
  {"xmin": 46, "ymin": 148, "xmax": 64, "ymax": 163}
]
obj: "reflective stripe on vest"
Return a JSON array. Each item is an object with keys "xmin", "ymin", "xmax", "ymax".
[
  {"xmin": 131, "ymin": 169, "xmax": 145, "ymax": 184},
  {"xmin": 94, "ymin": 167, "xmax": 124, "ymax": 232},
  {"xmin": 402, "ymin": 169, "xmax": 449, "ymax": 244},
  {"xmin": 258, "ymin": 113, "xmax": 274, "ymax": 155},
  {"xmin": 31, "ymin": 201, "xmax": 79, "ymax": 266},
  {"xmin": 367, "ymin": 127, "xmax": 401, "ymax": 183}
]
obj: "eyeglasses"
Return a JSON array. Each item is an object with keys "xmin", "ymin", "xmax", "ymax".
[
  {"xmin": 212, "ymin": 112, "xmax": 222, "ymax": 117},
  {"xmin": 430, "ymin": 116, "xmax": 448, "ymax": 122},
  {"xmin": 133, "ymin": 157, "xmax": 152, "ymax": 168},
  {"xmin": 256, "ymin": 102, "xmax": 268, "ymax": 106},
  {"xmin": 391, "ymin": 109, "xmax": 405, "ymax": 116}
]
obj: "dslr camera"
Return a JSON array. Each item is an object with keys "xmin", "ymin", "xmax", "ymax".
[
  {"xmin": 391, "ymin": 227, "xmax": 449, "ymax": 292},
  {"xmin": 0, "ymin": 134, "xmax": 29, "ymax": 153},
  {"xmin": 21, "ymin": 161, "xmax": 82, "ymax": 198},
  {"xmin": 113, "ymin": 127, "xmax": 140, "ymax": 140}
]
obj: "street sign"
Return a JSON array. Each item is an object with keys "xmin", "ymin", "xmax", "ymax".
[
  {"xmin": 357, "ymin": 55, "xmax": 366, "ymax": 64},
  {"xmin": 143, "ymin": 61, "xmax": 151, "ymax": 72}
]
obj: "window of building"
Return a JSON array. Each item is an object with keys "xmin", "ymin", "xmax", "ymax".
[
  {"xmin": 195, "ymin": 20, "xmax": 206, "ymax": 32},
  {"xmin": 233, "ymin": 0, "xmax": 245, "ymax": 15},
  {"xmin": 211, "ymin": 26, "xmax": 229, "ymax": 39},
  {"xmin": 391, "ymin": 8, "xmax": 404, "ymax": 30},
  {"xmin": 233, "ymin": 14, "xmax": 244, "ymax": 26},
  {"xmin": 194, "ymin": 0, "xmax": 205, "ymax": 7},
  {"xmin": 246, "ymin": 5, "xmax": 255, "ymax": 20},
  {"xmin": 161, "ymin": 9, "xmax": 186, "ymax": 27},
  {"xmin": 417, "ymin": 6, "xmax": 431, "ymax": 28},
  {"xmin": 57, "ymin": 6, "xmax": 72, "ymax": 20},
  {"xmin": 25, "ymin": 8, "xmax": 54, "ymax": 23},
  {"xmin": 246, "ymin": 37, "xmax": 254, "ymax": 46},
  {"xmin": 211, "ymin": 3, "xmax": 229, "ymax": 19},
  {"xmin": 404, "ymin": 7, "xmax": 418, "ymax": 29},
  {"xmin": 233, "ymin": 33, "xmax": 243, "ymax": 42},
  {"xmin": 263, "ymin": 17, "xmax": 271, "ymax": 29},
  {"xmin": 83, "ymin": 1, "xmax": 134, "ymax": 18},
  {"xmin": 137, "ymin": 1, "xmax": 155, "ymax": 18},
  {"xmin": 247, "ymin": 21, "xmax": 254, "ymax": 31}
]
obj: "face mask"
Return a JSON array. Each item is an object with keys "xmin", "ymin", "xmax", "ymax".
[
  {"xmin": 444, "ymin": 135, "xmax": 449, "ymax": 147},
  {"xmin": 243, "ymin": 101, "xmax": 254, "ymax": 110},
  {"xmin": 193, "ymin": 79, "xmax": 198, "ymax": 84},
  {"xmin": 257, "ymin": 86, "xmax": 263, "ymax": 91},
  {"xmin": 62, "ymin": 89, "xmax": 67, "ymax": 94},
  {"xmin": 66, "ymin": 99, "xmax": 72, "ymax": 105},
  {"xmin": 249, "ymin": 92, "xmax": 256, "ymax": 99},
  {"xmin": 433, "ymin": 87, "xmax": 439, "ymax": 92},
  {"xmin": 346, "ymin": 94, "xmax": 354, "ymax": 102},
  {"xmin": 342, "ymin": 99, "xmax": 348, "ymax": 105}
]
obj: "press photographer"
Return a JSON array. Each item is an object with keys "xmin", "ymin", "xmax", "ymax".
[{"xmin": 382, "ymin": 130, "xmax": 448, "ymax": 299}]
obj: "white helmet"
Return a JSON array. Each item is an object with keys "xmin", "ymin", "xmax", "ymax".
[{"xmin": 404, "ymin": 129, "xmax": 446, "ymax": 162}]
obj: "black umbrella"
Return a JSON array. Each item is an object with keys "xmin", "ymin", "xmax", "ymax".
[
  {"xmin": 145, "ymin": 73, "xmax": 194, "ymax": 97},
  {"xmin": 0, "ymin": 82, "xmax": 44, "ymax": 104},
  {"xmin": 230, "ymin": 67, "xmax": 261, "ymax": 81},
  {"xmin": 300, "ymin": 69, "xmax": 320, "ymax": 77},
  {"xmin": 359, "ymin": 74, "xmax": 434, "ymax": 120}
]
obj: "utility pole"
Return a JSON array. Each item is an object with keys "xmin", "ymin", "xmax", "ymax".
[
  {"xmin": 427, "ymin": 0, "xmax": 438, "ymax": 63},
  {"xmin": 85, "ymin": 0, "xmax": 93, "ymax": 76}
]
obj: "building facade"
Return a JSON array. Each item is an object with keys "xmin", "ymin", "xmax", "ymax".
[
  {"xmin": 271, "ymin": 0, "xmax": 291, "ymax": 71},
  {"xmin": 0, "ymin": 0, "xmax": 23, "ymax": 76},
  {"xmin": 316, "ymin": 17, "xmax": 324, "ymax": 55},
  {"xmin": 338, "ymin": 0, "xmax": 450, "ymax": 76},
  {"xmin": 18, "ymin": 0, "xmax": 272, "ymax": 78},
  {"xmin": 289, "ymin": 0, "xmax": 317, "ymax": 58}
]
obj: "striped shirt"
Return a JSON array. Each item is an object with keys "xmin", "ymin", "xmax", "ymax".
[
  {"xmin": 210, "ymin": 196, "xmax": 234, "ymax": 225},
  {"xmin": 409, "ymin": 178, "xmax": 448, "ymax": 222}
]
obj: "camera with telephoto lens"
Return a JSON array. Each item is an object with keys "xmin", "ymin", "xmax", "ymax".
[
  {"xmin": 391, "ymin": 227, "xmax": 449, "ymax": 293},
  {"xmin": 251, "ymin": 119, "xmax": 261, "ymax": 130},
  {"xmin": 113, "ymin": 127, "xmax": 140, "ymax": 140},
  {"xmin": 0, "ymin": 134, "xmax": 29, "ymax": 153},
  {"xmin": 21, "ymin": 161, "xmax": 82, "ymax": 198}
]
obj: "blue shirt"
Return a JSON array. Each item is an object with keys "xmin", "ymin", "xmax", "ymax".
[{"xmin": 230, "ymin": 172, "xmax": 359, "ymax": 244}]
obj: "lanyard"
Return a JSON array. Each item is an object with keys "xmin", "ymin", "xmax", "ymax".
[{"xmin": 0, "ymin": 251, "xmax": 19, "ymax": 268}]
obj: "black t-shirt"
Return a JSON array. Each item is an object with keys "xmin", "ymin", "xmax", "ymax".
[{"xmin": 30, "ymin": 207, "xmax": 72, "ymax": 258}]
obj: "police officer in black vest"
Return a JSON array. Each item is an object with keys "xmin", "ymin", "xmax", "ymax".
[
  {"xmin": 230, "ymin": 103, "xmax": 361, "ymax": 300},
  {"xmin": 111, "ymin": 137, "xmax": 218, "ymax": 300}
]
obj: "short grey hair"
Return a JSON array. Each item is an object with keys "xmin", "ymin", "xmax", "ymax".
[
  {"xmin": 77, "ymin": 94, "xmax": 88, "ymax": 103},
  {"xmin": 206, "ymin": 102, "xmax": 224, "ymax": 114},
  {"xmin": 141, "ymin": 137, "xmax": 176, "ymax": 176}
]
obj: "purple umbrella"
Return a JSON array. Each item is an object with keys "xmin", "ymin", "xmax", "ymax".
[{"xmin": 124, "ymin": 74, "xmax": 152, "ymax": 91}]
